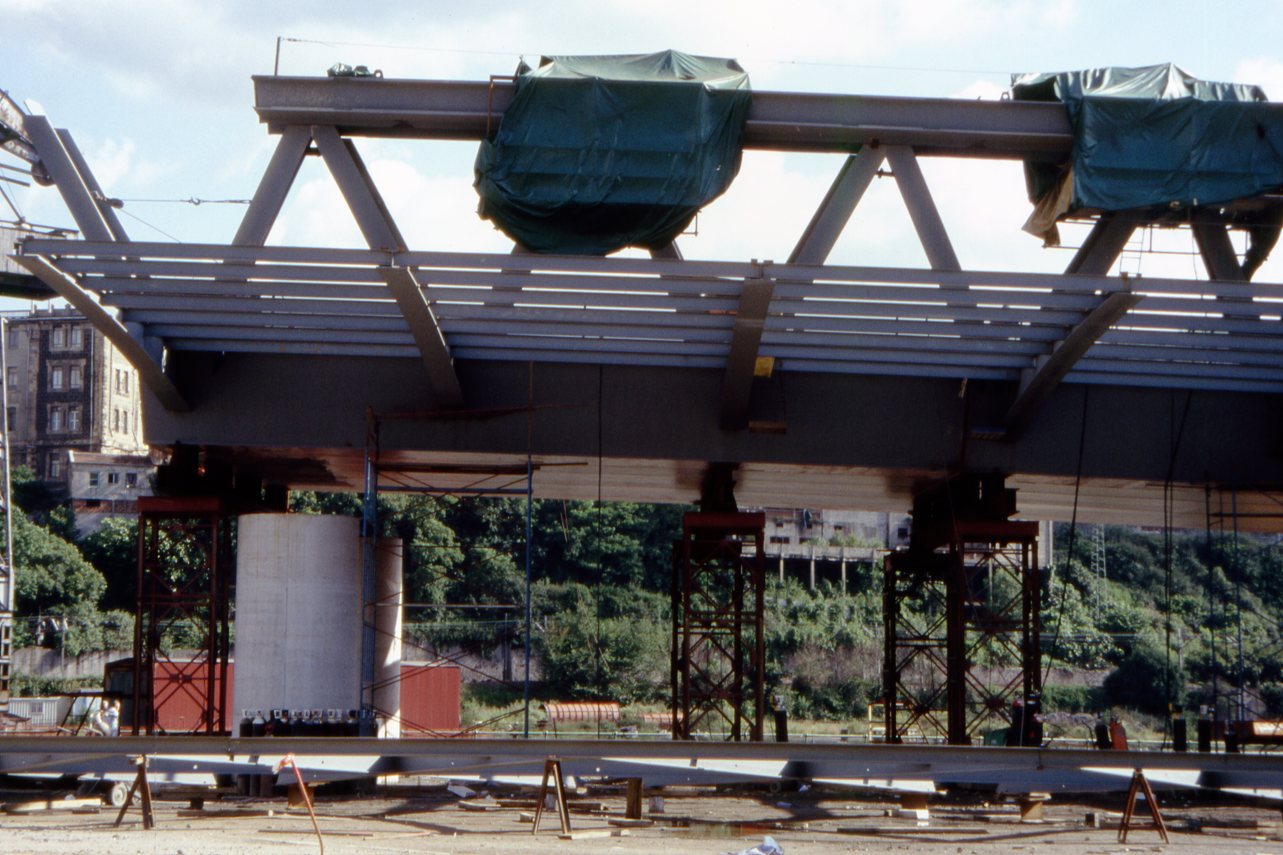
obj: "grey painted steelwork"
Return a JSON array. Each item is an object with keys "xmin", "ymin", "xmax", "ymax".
[
  {"xmin": 13, "ymin": 255, "xmax": 187, "ymax": 411},
  {"xmin": 1, "ymin": 736, "xmax": 1281, "ymax": 798},
  {"xmin": 252, "ymin": 76, "xmax": 1074, "ymax": 158},
  {"xmin": 7, "ymin": 75, "xmax": 1283, "ymax": 531},
  {"xmin": 19, "ymin": 239, "xmax": 1283, "ymax": 398}
]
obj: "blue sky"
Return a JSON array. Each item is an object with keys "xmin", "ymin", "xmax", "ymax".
[{"xmin": 3, "ymin": 0, "xmax": 1283, "ymax": 284}]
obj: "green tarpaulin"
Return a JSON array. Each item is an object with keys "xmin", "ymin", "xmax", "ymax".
[
  {"xmin": 1012, "ymin": 64, "xmax": 1283, "ymax": 250},
  {"xmin": 474, "ymin": 50, "xmax": 751, "ymax": 255}
]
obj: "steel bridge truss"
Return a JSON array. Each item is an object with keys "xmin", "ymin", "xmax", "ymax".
[{"xmin": 6, "ymin": 75, "xmax": 1283, "ymax": 441}]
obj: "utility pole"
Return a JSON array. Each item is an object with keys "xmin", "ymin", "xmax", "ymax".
[{"xmin": 0, "ymin": 317, "xmax": 15, "ymax": 711}]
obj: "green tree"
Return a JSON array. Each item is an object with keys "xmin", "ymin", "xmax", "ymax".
[
  {"xmin": 539, "ymin": 592, "xmax": 668, "ymax": 703},
  {"xmin": 80, "ymin": 516, "xmax": 139, "ymax": 612},
  {"xmin": 1102, "ymin": 643, "xmax": 1186, "ymax": 715}
]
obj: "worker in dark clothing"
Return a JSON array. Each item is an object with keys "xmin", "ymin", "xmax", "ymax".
[
  {"xmin": 1008, "ymin": 696, "xmax": 1026, "ymax": 746},
  {"xmin": 1095, "ymin": 713, "xmax": 1111, "ymax": 749}
]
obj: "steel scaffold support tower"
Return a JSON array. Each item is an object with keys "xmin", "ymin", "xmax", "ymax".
[
  {"xmin": 672, "ymin": 511, "xmax": 766, "ymax": 742},
  {"xmin": 132, "ymin": 496, "xmax": 231, "ymax": 734},
  {"xmin": 883, "ymin": 474, "xmax": 1042, "ymax": 745}
]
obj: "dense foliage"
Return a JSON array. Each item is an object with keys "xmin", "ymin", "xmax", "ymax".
[{"xmin": 12, "ymin": 482, "xmax": 1283, "ymax": 720}]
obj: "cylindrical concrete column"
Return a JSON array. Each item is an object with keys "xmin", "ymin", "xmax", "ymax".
[
  {"xmin": 233, "ymin": 514, "xmax": 363, "ymax": 717},
  {"xmin": 372, "ymin": 539, "xmax": 403, "ymax": 738}
]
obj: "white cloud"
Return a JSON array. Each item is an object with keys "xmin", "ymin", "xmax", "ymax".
[{"xmin": 1234, "ymin": 57, "xmax": 1283, "ymax": 101}]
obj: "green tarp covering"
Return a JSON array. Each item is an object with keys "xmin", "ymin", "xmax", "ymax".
[
  {"xmin": 474, "ymin": 50, "xmax": 751, "ymax": 255},
  {"xmin": 1012, "ymin": 64, "xmax": 1283, "ymax": 244}
]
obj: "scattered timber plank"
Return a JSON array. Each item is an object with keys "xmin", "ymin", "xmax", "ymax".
[
  {"xmin": 836, "ymin": 825, "xmax": 991, "ymax": 836},
  {"xmin": 558, "ymin": 828, "xmax": 628, "ymax": 840},
  {"xmin": 6, "ymin": 796, "xmax": 104, "ymax": 813},
  {"xmin": 457, "ymin": 798, "xmax": 501, "ymax": 812},
  {"xmin": 177, "ymin": 808, "xmax": 274, "ymax": 819},
  {"xmin": 608, "ymin": 817, "xmax": 655, "ymax": 828}
]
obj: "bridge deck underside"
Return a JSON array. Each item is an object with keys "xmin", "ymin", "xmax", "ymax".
[{"xmin": 12, "ymin": 240, "xmax": 1283, "ymax": 530}]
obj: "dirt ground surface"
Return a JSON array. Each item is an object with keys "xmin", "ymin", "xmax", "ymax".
[{"xmin": 3, "ymin": 781, "xmax": 1282, "ymax": 855}]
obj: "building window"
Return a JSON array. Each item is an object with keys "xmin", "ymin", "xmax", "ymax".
[
  {"xmin": 125, "ymin": 472, "xmax": 138, "ymax": 488},
  {"xmin": 7, "ymin": 329, "xmax": 16, "ymax": 348},
  {"xmin": 122, "ymin": 411, "xmax": 129, "ymax": 432},
  {"xmin": 88, "ymin": 471, "xmax": 100, "ymax": 487},
  {"xmin": 5, "ymin": 406, "xmax": 13, "ymax": 427},
  {"xmin": 69, "ymin": 365, "xmax": 82, "ymax": 389},
  {"xmin": 51, "ymin": 327, "xmax": 65, "ymax": 347},
  {"xmin": 6, "ymin": 367, "xmax": 16, "ymax": 389},
  {"xmin": 49, "ymin": 406, "xmax": 63, "ymax": 431},
  {"xmin": 107, "ymin": 472, "xmax": 120, "ymax": 485},
  {"xmin": 50, "ymin": 366, "xmax": 64, "ymax": 390},
  {"xmin": 67, "ymin": 407, "xmax": 80, "ymax": 432},
  {"xmin": 69, "ymin": 327, "xmax": 82, "ymax": 347},
  {"xmin": 122, "ymin": 372, "xmax": 130, "ymax": 394},
  {"xmin": 113, "ymin": 409, "xmax": 120, "ymax": 432},
  {"xmin": 48, "ymin": 453, "xmax": 61, "ymax": 479}
]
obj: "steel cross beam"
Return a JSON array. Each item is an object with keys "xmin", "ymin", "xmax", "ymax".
[
  {"xmin": 719, "ymin": 145, "xmax": 964, "ymax": 430},
  {"xmin": 1003, "ymin": 214, "xmax": 1141, "ymax": 435},
  {"xmin": 13, "ymin": 255, "xmax": 188, "ymax": 411},
  {"xmin": 221, "ymin": 123, "xmax": 465, "ymax": 406}
]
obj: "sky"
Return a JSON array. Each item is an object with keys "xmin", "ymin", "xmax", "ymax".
[{"xmin": 4, "ymin": 0, "xmax": 1283, "ymax": 289}]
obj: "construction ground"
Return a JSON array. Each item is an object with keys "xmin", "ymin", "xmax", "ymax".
[{"xmin": 2, "ymin": 781, "xmax": 1281, "ymax": 855}]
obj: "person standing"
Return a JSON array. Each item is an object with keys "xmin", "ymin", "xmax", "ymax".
[{"xmin": 96, "ymin": 699, "xmax": 121, "ymax": 737}]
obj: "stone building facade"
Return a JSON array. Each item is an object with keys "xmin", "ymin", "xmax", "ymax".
[{"xmin": 3, "ymin": 306, "xmax": 147, "ymax": 490}]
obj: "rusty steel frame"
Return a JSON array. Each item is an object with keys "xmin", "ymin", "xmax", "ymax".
[
  {"xmin": 132, "ymin": 496, "xmax": 231, "ymax": 735},
  {"xmin": 672, "ymin": 511, "xmax": 766, "ymax": 742},
  {"xmin": 884, "ymin": 522, "xmax": 1041, "ymax": 745}
]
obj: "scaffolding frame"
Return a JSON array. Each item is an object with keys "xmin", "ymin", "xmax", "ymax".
[
  {"xmin": 672, "ymin": 511, "xmax": 766, "ymax": 742},
  {"xmin": 883, "ymin": 476, "xmax": 1041, "ymax": 745},
  {"xmin": 131, "ymin": 496, "xmax": 231, "ymax": 734},
  {"xmin": 360, "ymin": 411, "xmax": 538, "ymax": 735}
]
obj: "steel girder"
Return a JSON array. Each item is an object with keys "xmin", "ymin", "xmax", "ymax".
[{"xmin": 251, "ymin": 75, "xmax": 1074, "ymax": 158}]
